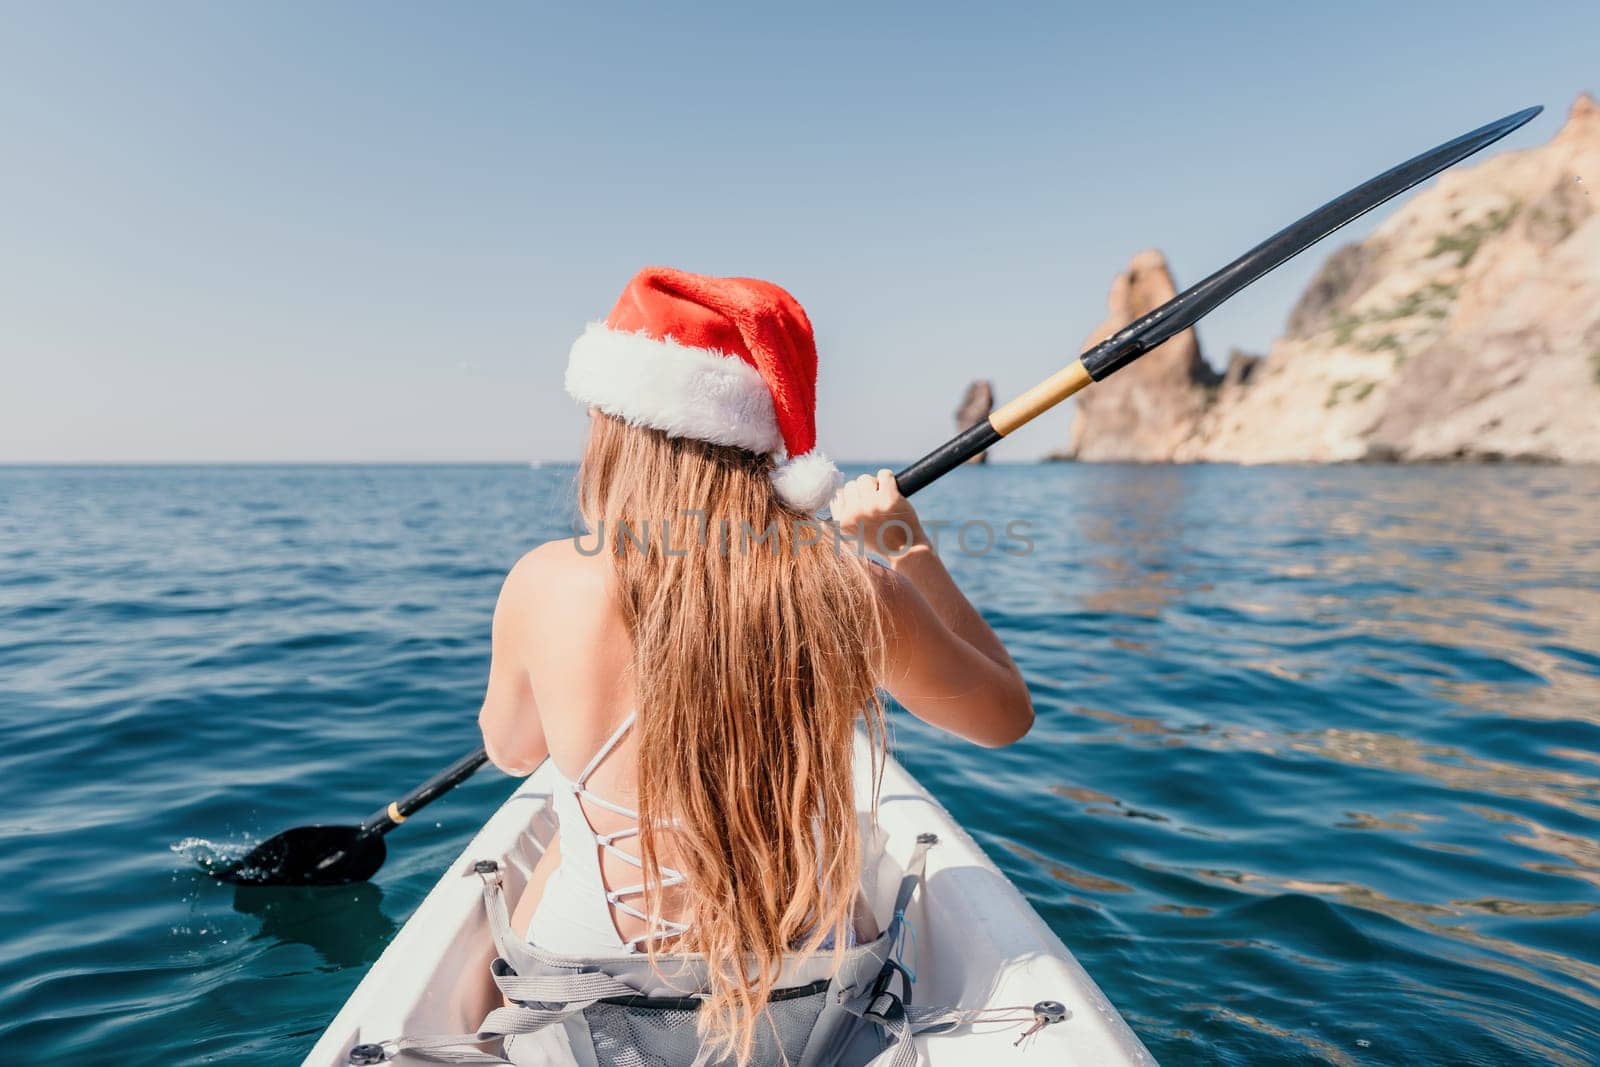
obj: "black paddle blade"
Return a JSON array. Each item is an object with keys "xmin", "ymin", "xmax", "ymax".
[
  {"xmin": 211, "ymin": 825, "xmax": 387, "ymax": 887},
  {"xmin": 1082, "ymin": 105, "xmax": 1543, "ymax": 380}
]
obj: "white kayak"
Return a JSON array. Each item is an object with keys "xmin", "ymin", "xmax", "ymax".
[{"xmin": 306, "ymin": 735, "xmax": 1152, "ymax": 1066}]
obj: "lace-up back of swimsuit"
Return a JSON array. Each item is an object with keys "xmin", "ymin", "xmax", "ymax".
[{"xmin": 525, "ymin": 712, "xmax": 691, "ymax": 954}]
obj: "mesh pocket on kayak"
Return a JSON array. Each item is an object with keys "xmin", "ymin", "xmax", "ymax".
[{"xmin": 584, "ymin": 981, "xmax": 829, "ymax": 1067}]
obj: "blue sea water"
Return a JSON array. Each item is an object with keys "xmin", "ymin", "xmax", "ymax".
[{"xmin": 2, "ymin": 463, "xmax": 1599, "ymax": 1065}]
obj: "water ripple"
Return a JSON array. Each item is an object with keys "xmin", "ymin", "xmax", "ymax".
[{"xmin": 2, "ymin": 463, "xmax": 1599, "ymax": 1063}]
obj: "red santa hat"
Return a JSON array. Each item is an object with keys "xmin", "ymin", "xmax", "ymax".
[{"xmin": 564, "ymin": 266, "xmax": 842, "ymax": 513}]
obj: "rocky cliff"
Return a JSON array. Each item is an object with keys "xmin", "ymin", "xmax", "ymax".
[{"xmin": 1065, "ymin": 93, "xmax": 1600, "ymax": 464}]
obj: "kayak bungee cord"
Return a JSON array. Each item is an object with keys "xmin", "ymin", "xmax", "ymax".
[{"xmin": 208, "ymin": 103, "xmax": 1540, "ymax": 889}]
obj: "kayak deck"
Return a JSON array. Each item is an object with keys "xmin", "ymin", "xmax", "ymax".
[{"xmin": 306, "ymin": 736, "xmax": 1152, "ymax": 1065}]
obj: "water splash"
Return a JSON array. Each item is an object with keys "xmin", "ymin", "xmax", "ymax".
[{"xmin": 171, "ymin": 836, "xmax": 252, "ymax": 875}]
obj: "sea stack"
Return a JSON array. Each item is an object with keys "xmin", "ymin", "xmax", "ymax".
[
  {"xmin": 1063, "ymin": 250, "xmax": 1218, "ymax": 461},
  {"xmin": 955, "ymin": 380, "xmax": 995, "ymax": 464}
]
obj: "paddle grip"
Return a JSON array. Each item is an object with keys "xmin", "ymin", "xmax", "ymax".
[
  {"xmin": 361, "ymin": 746, "xmax": 491, "ymax": 835},
  {"xmin": 893, "ymin": 421, "xmax": 1002, "ymax": 498}
]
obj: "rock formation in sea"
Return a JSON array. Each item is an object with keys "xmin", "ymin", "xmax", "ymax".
[
  {"xmin": 1062, "ymin": 251, "xmax": 1218, "ymax": 461},
  {"xmin": 955, "ymin": 379, "xmax": 995, "ymax": 463},
  {"xmin": 1065, "ymin": 92, "xmax": 1600, "ymax": 464}
]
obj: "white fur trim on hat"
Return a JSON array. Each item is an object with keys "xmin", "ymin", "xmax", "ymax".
[
  {"xmin": 771, "ymin": 449, "xmax": 842, "ymax": 513},
  {"xmin": 565, "ymin": 323, "xmax": 783, "ymax": 454}
]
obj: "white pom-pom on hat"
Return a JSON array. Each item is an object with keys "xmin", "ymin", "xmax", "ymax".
[{"xmin": 770, "ymin": 449, "xmax": 843, "ymax": 513}]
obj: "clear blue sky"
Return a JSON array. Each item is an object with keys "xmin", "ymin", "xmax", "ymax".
[{"xmin": 2, "ymin": 2, "xmax": 1592, "ymax": 463}]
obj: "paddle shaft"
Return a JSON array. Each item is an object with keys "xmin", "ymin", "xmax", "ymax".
[
  {"xmin": 893, "ymin": 105, "xmax": 1540, "ymax": 495},
  {"xmin": 359, "ymin": 746, "xmax": 490, "ymax": 836}
]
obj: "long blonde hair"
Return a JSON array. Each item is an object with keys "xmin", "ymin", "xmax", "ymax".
[{"xmin": 578, "ymin": 412, "xmax": 885, "ymax": 1063}]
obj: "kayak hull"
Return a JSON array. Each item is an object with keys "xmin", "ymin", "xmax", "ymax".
[{"xmin": 305, "ymin": 737, "xmax": 1153, "ymax": 1065}]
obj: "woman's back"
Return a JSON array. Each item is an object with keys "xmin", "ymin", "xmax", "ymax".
[
  {"xmin": 490, "ymin": 538, "xmax": 696, "ymax": 950},
  {"xmin": 477, "ymin": 266, "xmax": 1033, "ymax": 1063}
]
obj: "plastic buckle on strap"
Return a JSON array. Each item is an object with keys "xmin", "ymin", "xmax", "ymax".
[
  {"xmin": 859, "ymin": 958, "xmax": 915, "ymax": 1027},
  {"xmin": 347, "ymin": 1041, "xmax": 391, "ymax": 1065},
  {"xmin": 864, "ymin": 990, "xmax": 906, "ymax": 1025},
  {"xmin": 469, "ymin": 858, "xmax": 502, "ymax": 885},
  {"xmin": 869, "ymin": 960, "xmax": 913, "ymax": 1001}
]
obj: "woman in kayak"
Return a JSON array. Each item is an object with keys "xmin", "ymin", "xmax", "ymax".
[{"xmin": 477, "ymin": 267, "xmax": 1033, "ymax": 1064}]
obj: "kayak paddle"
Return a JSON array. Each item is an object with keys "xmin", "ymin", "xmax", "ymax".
[
  {"xmin": 213, "ymin": 747, "xmax": 489, "ymax": 886},
  {"xmin": 894, "ymin": 105, "xmax": 1541, "ymax": 492},
  {"xmin": 211, "ymin": 103, "xmax": 1538, "ymax": 888}
]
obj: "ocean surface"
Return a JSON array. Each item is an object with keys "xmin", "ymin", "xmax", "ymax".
[{"xmin": 2, "ymin": 463, "xmax": 1599, "ymax": 1066}]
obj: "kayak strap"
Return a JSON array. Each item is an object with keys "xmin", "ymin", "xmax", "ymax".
[{"xmin": 345, "ymin": 833, "xmax": 1042, "ymax": 1067}]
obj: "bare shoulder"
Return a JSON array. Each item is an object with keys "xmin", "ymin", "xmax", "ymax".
[
  {"xmin": 495, "ymin": 539, "xmax": 613, "ymax": 643},
  {"xmin": 500, "ymin": 539, "xmax": 630, "ymax": 713},
  {"xmin": 503, "ymin": 538, "xmax": 611, "ymax": 602}
]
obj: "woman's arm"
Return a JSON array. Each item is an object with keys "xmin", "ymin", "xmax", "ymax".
[
  {"xmin": 832, "ymin": 470, "xmax": 1034, "ymax": 747},
  {"xmin": 880, "ymin": 541, "xmax": 1016, "ymax": 673},
  {"xmin": 477, "ymin": 554, "xmax": 548, "ymax": 775}
]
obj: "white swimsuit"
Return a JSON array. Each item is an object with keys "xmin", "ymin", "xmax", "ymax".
[{"xmin": 525, "ymin": 712, "xmax": 691, "ymax": 954}]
